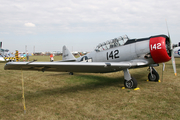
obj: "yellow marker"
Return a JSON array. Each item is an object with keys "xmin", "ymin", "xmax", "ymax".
[
  {"xmin": 134, "ymin": 87, "xmax": 140, "ymax": 90},
  {"xmin": 158, "ymin": 80, "xmax": 161, "ymax": 82},
  {"xmin": 147, "ymin": 80, "xmax": 149, "ymax": 82},
  {"xmin": 122, "ymin": 87, "xmax": 125, "ymax": 89},
  {"xmin": 21, "ymin": 70, "xmax": 26, "ymax": 114}
]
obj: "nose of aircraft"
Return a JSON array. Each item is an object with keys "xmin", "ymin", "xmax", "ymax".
[{"xmin": 149, "ymin": 35, "xmax": 171, "ymax": 63}]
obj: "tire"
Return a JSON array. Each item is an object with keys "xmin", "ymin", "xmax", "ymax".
[
  {"xmin": 69, "ymin": 72, "xmax": 74, "ymax": 75},
  {"xmin": 148, "ymin": 71, "xmax": 159, "ymax": 82},
  {"xmin": 124, "ymin": 77, "xmax": 137, "ymax": 89}
]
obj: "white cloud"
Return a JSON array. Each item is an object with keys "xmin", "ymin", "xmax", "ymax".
[
  {"xmin": 24, "ymin": 23, "xmax": 36, "ymax": 27},
  {"xmin": 1, "ymin": 0, "xmax": 180, "ymax": 33}
]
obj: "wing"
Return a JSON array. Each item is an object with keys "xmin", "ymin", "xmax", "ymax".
[
  {"xmin": 4, "ymin": 60, "xmax": 148, "ymax": 73},
  {"xmin": 4, "ymin": 59, "xmax": 149, "ymax": 73}
]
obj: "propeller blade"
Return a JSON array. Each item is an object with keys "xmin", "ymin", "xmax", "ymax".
[
  {"xmin": 162, "ymin": 63, "xmax": 165, "ymax": 71},
  {"xmin": 171, "ymin": 49, "xmax": 177, "ymax": 76},
  {"xmin": 166, "ymin": 20, "xmax": 177, "ymax": 76},
  {"xmin": 161, "ymin": 63, "xmax": 165, "ymax": 82},
  {"xmin": 166, "ymin": 20, "xmax": 171, "ymax": 39}
]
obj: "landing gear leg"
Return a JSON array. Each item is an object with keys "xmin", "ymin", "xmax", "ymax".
[
  {"xmin": 123, "ymin": 69, "xmax": 137, "ymax": 89},
  {"xmin": 148, "ymin": 67, "xmax": 159, "ymax": 82}
]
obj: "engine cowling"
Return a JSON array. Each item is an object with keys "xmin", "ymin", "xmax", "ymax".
[{"xmin": 149, "ymin": 35, "xmax": 171, "ymax": 63}]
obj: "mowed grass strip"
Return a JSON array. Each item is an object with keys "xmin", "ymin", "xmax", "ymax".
[{"xmin": 0, "ymin": 56, "xmax": 180, "ymax": 119}]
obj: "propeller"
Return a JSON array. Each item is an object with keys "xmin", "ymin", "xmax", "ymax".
[
  {"xmin": 161, "ymin": 21, "xmax": 177, "ymax": 82},
  {"xmin": 166, "ymin": 20, "xmax": 177, "ymax": 76},
  {"xmin": 171, "ymin": 48, "xmax": 177, "ymax": 76}
]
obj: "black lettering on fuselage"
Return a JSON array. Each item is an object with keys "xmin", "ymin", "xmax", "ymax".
[{"xmin": 106, "ymin": 50, "xmax": 119, "ymax": 60}]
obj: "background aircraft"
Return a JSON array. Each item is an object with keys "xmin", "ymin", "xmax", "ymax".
[
  {"xmin": 174, "ymin": 47, "xmax": 180, "ymax": 58},
  {"xmin": 4, "ymin": 34, "xmax": 177, "ymax": 89},
  {"xmin": 0, "ymin": 55, "xmax": 5, "ymax": 61},
  {"xmin": 0, "ymin": 42, "xmax": 16, "ymax": 61}
]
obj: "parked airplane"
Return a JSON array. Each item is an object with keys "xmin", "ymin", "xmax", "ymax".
[
  {"xmin": 174, "ymin": 47, "xmax": 180, "ymax": 58},
  {"xmin": 0, "ymin": 55, "xmax": 5, "ymax": 61},
  {"xmin": 4, "ymin": 34, "xmax": 177, "ymax": 89}
]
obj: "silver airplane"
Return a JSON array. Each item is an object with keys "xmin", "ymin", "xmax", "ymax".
[{"xmin": 4, "ymin": 34, "xmax": 176, "ymax": 89}]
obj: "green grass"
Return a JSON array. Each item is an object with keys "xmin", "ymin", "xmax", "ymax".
[{"xmin": 0, "ymin": 56, "xmax": 180, "ymax": 119}]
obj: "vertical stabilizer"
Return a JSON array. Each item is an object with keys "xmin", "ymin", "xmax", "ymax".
[{"xmin": 62, "ymin": 46, "xmax": 77, "ymax": 61}]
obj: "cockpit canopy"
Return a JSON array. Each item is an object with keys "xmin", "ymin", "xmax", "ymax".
[{"xmin": 95, "ymin": 35, "xmax": 129, "ymax": 52}]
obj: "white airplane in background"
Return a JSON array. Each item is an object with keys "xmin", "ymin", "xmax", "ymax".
[
  {"xmin": 174, "ymin": 47, "xmax": 180, "ymax": 58},
  {"xmin": 4, "ymin": 34, "xmax": 177, "ymax": 89},
  {"xmin": 0, "ymin": 42, "xmax": 16, "ymax": 61},
  {"xmin": 0, "ymin": 55, "xmax": 5, "ymax": 61}
]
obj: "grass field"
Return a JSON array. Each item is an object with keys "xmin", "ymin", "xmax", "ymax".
[{"xmin": 0, "ymin": 56, "xmax": 180, "ymax": 120}]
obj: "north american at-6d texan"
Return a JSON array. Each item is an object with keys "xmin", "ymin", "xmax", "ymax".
[{"xmin": 4, "ymin": 34, "xmax": 177, "ymax": 89}]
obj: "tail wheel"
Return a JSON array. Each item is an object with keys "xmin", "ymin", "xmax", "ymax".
[
  {"xmin": 148, "ymin": 71, "xmax": 159, "ymax": 82},
  {"xmin": 124, "ymin": 77, "xmax": 137, "ymax": 89},
  {"xmin": 69, "ymin": 72, "xmax": 74, "ymax": 75}
]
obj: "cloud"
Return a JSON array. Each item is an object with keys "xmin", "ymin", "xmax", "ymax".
[
  {"xmin": 24, "ymin": 23, "xmax": 36, "ymax": 27},
  {"xmin": 1, "ymin": 0, "xmax": 180, "ymax": 33}
]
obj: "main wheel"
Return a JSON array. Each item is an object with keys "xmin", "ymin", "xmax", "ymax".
[
  {"xmin": 148, "ymin": 71, "xmax": 159, "ymax": 82},
  {"xmin": 124, "ymin": 77, "xmax": 137, "ymax": 89}
]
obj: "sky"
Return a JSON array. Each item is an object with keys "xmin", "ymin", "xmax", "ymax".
[{"xmin": 0, "ymin": 0, "xmax": 180, "ymax": 53}]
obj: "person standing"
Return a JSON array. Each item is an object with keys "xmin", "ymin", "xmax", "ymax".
[
  {"xmin": 26, "ymin": 53, "xmax": 29, "ymax": 62},
  {"xmin": 50, "ymin": 54, "xmax": 54, "ymax": 62},
  {"xmin": 23, "ymin": 53, "xmax": 26, "ymax": 62}
]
